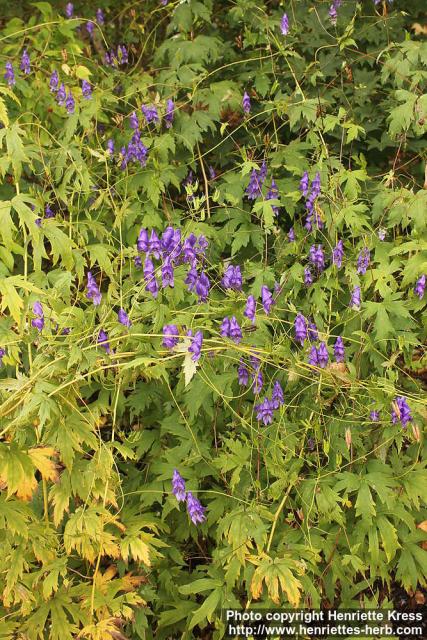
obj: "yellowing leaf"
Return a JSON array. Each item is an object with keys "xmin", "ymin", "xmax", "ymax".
[
  {"xmin": 250, "ymin": 554, "xmax": 304, "ymax": 606},
  {"xmin": 75, "ymin": 65, "xmax": 92, "ymax": 80},
  {"xmin": 28, "ymin": 447, "xmax": 58, "ymax": 482},
  {"xmin": 0, "ymin": 95, "xmax": 9, "ymax": 128}
]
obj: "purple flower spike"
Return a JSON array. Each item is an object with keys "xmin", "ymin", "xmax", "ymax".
[
  {"xmin": 162, "ymin": 324, "xmax": 179, "ymax": 349},
  {"xmin": 86, "ymin": 271, "xmax": 102, "ymax": 306},
  {"xmin": 238, "ymin": 359, "xmax": 249, "ymax": 386},
  {"xmin": 252, "ymin": 369, "xmax": 263, "ymax": 394},
  {"xmin": 161, "ymin": 258, "xmax": 174, "ymax": 289},
  {"xmin": 186, "ymin": 491, "xmax": 206, "ymax": 525},
  {"xmin": 332, "ymin": 239, "xmax": 344, "ymax": 268},
  {"xmin": 4, "ymin": 62, "xmax": 15, "ymax": 87},
  {"xmin": 49, "ymin": 70, "xmax": 59, "ymax": 92},
  {"xmin": 294, "ymin": 313, "xmax": 307, "ymax": 345},
  {"xmin": 299, "ymin": 171, "xmax": 309, "ymax": 198},
  {"xmin": 107, "ymin": 138, "xmax": 114, "ymax": 155},
  {"xmin": 118, "ymin": 308, "xmax": 131, "ymax": 327},
  {"xmin": 229, "ymin": 316, "xmax": 242, "ymax": 344},
  {"xmin": 242, "ymin": 91, "xmax": 251, "ymax": 114},
  {"xmin": 56, "ymin": 83, "xmax": 66, "ymax": 105},
  {"xmin": 188, "ymin": 331, "xmax": 203, "ymax": 362},
  {"xmin": 172, "ymin": 469, "xmax": 186, "ymax": 502},
  {"xmin": 357, "ymin": 247, "xmax": 370, "ymax": 275},
  {"xmin": 349, "ymin": 286, "xmax": 361, "ymax": 310},
  {"xmin": 65, "ymin": 2, "xmax": 74, "ymax": 18},
  {"xmin": 255, "ymin": 397, "xmax": 274, "ymax": 426},
  {"xmin": 317, "ymin": 342, "xmax": 329, "ymax": 368},
  {"xmin": 31, "ymin": 301, "xmax": 44, "ymax": 332},
  {"xmin": 304, "ymin": 267, "xmax": 313, "ymax": 287},
  {"xmin": 261, "ymin": 285, "xmax": 274, "ymax": 314},
  {"xmin": 309, "ymin": 244, "xmax": 325, "ymax": 272},
  {"xmin": 130, "ymin": 111, "xmax": 139, "ymax": 130},
  {"xmin": 391, "ymin": 396, "xmax": 412, "ymax": 428},
  {"xmin": 97, "ymin": 329, "xmax": 111, "ymax": 354},
  {"xmin": 165, "ymin": 99, "xmax": 174, "ymax": 128},
  {"xmin": 96, "ymin": 8, "xmax": 105, "ymax": 24},
  {"xmin": 272, "ymin": 380, "xmax": 284, "ymax": 409},
  {"xmin": 370, "ymin": 410, "xmax": 380, "ymax": 422},
  {"xmin": 414, "ymin": 275, "xmax": 426, "ymax": 299},
  {"xmin": 245, "ymin": 161, "xmax": 267, "ymax": 200},
  {"xmin": 65, "ymin": 90, "xmax": 75, "ymax": 114},
  {"xmin": 334, "ymin": 336, "xmax": 345, "ymax": 363},
  {"xmin": 20, "ymin": 49, "xmax": 30, "ymax": 75},
  {"xmin": 220, "ymin": 317, "xmax": 231, "ymax": 338},
  {"xmin": 81, "ymin": 80, "xmax": 92, "ymax": 100},
  {"xmin": 143, "ymin": 257, "xmax": 159, "ymax": 298},
  {"xmin": 280, "ymin": 13, "xmax": 289, "ymax": 35},
  {"xmin": 308, "ymin": 321, "xmax": 318, "ymax": 342},
  {"xmin": 288, "ymin": 227, "xmax": 295, "ymax": 242},
  {"xmin": 86, "ymin": 21, "xmax": 95, "ymax": 37},
  {"xmin": 244, "ymin": 295, "xmax": 256, "ymax": 324},
  {"xmin": 329, "ymin": 0, "xmax": 342, "ymax": 25},
  {"xmin": 266, "ymin": 179, "xmax": 280, "ymax": 215}
]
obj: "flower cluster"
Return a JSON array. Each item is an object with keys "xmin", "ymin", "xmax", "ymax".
[
  {"xmin": 31, "ymin": 301, "xmax": 44, "ymax": 332},
  {"xmin": 172, "ymin": 470, "xmax": 206, "ymax": 525},
  {"xmin": 245, "ymin": 161, "xmax": 267, "ymax": 200},
  {"xmin": 49, "ymin": 70, "xmax": 76, "ymax": 114},
  {"xmin": 220, "ymin": 316, "xmax": 242, "ymax": 343},
  {"xmin": 104, "ymin": 45, "xmax": 129, "ymax": 67},
  {"xmin": 255, "ymin": 380, "xmax": 284, "ymax": 425},
  {"xmin": 308, "ymin": 342, "xmax": 329, "ymax": 368},
  {"xmin": 391, "ymin": 396, "xmax": 412, "ymax": 428},
  {"xmin": 301, "ymin": 171, "xmax": 322, "ymax": 231},
  {"xmin": 329, "ymin": 0, "xmax": 342, "ymax": 25},
  {"xmin": 86, "ymin": 272, "xmax": 102, "ymax": 306}
]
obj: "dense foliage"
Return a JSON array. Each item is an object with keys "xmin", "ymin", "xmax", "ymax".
[{"xmin": 0, "ymin": 0, "xmax": 426, "ymax": 637}]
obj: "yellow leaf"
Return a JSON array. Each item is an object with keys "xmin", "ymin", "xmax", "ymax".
[
  {"xmin": 28, "ymin": 447, "xmax": 58, "ymax": 482},
  {"xmin": 75, "ymin": 65, "xmax": 92, "ymax": 80},
  {"xmin": 250, "ymin": 555, "xmax": 303, "ymax": 606},
  {"xmin": 0, "ymin": 96, "xmax": 9, "ymax": 128},
  {"xmin": 15, "ymin": 473, "xmax": 37, "ymax": 501},
  {"xmin": 417, "ymin": 520, "xmax": 427, "ymax": 533}
]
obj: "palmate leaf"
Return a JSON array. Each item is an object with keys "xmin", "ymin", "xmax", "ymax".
[{"xmin": 250, "ymin": 554, "xmax": 304, "ymax": 606}]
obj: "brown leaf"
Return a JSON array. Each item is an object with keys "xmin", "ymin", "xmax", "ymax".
[{"xmin": 416, "ymin": 520, "xmax": 427, "ymax": 533}]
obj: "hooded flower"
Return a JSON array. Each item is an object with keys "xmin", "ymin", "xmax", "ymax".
[
  {"xmin": 238, "ymin": 359, "xmax": 249, "ymax": 386},
  {"xmin": 229, "ymin": 317, "xmax": 242, "ymax": 344},
  {"xmin": 172, "ymin": 469, "xmax": 186, "ymax": 502},
  {"xmin": 49, "ymin": 70, "xmax": 59, "ymax": 92},
  {"xmin": 4, "ymin": 62, "xmax": 15, "ymax": 86},
  {"xmin": 165, "ymin": 99, "xmax": 174, "ymax": 128},
  {"xmin": 188, "ymin": 330, "xmax": 203, "ymax": 361},
  {"xmin": 317, "ymin": 342, "xmax": 329, "ymax": 368},
  {"xmin": 272, "ymin": 380, "xmax": 284, "ymax": 409},
  {"xmin": 294, "ymin": 313, "xmax": 307, "ymax": 344},
  {"xmin": 65, "ymin": 2, "xmax": 74, "ymax": 18},
  {"xmin": 414, "ymin": 275, "xmax": 426, "ymax": 299},
  {"xmin": 222, "ymin": 265, "xmax": 242, "ymax": 291},
  {"xmin": 288, "ymin": 227, "xmax": 295, "ymax": 242},
  {"xmin": 97, "ymin": 329, "xmax": 111, "ymax": 354},
  {"xmin": 20, "ymin": 49, "xmax": 30, "ymax": 75},
  {"xmin": 244, "ymin": 295, "xmax": 256, "ymax": 324},
  {"xmin": 255, "ymin": 397, "xmax": 274, "ymax": 426},
  {"xmin": 280, "ymin": 13, "xmax": 289, "ymax": 35},
  {"xmin": 309, "ymin": 244, "xmax": 325, "ymax": 272},
  {"xmin": 349, "ymin": 286, "xmax": 361, "ymax": 310},
  {"xmin": 357, "ymin": 247, "xmax": 370, "ymax": 275},
  {"xmin": 31, "ymin": 301, "xmax": 44, "ymax": 332},
  {"xmin": 242, "ymin": 91, "xmax": 251, "ymax": 114},
  {"xmin": 141, "ymin": 104, "xmax": 159, "ymax": 124},
  {"xmin": 81, "ymin": 80, "xmax": 92, "ymax": 100},
  {"xmin": 334, "ymin": 336, "xmax": 345, "ymax": 362},
  {"xmin": 162, "ymin": 324, "xmax": 179, "ymax": 349},
  {"xmin": 245, "ymin": 161, "xmax": 267, "ymax": 200},
  {"xmin": 118, "ymin": 308, "xmax": 131, "ymax": 327},
  {"xmin": 391, "ymin": 396, "xmax": 412, "ymax": 428},
  {"xmin": 186, "ymin": 491, "xmax": 206, "ymax": 525},
  {"xmin": 143, "ymin": 257, "xmax": 158, "ymax": 298},
  {"xmin": 261, "ymin": 285, "xmax": 274, "ymax": 314},
  {"xmin": 332, "ymin": 239, "xmax": 344, "ymax": 268},
  {"xmin": 86, "ymin": 272, "xmax": 101, "ymax": 305},
  {"xmin": 65, "ymin": 90, "xmax": 75, "ymax": 114}
]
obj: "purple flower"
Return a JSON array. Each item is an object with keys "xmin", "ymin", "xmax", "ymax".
[
  {"xmin": 56, "ymin": 83, "xmax": 66, "ymax": 106},
  {"xmin": 304, "ymin": 267, "xmax": 313, "ymax": 287},
  {"xmin": 280, "ymin": 13, "xmax": 289, "ymax": 35},
  {"xmin": 266, "ymin": 179, "xmax": 280, "ymax": 216},
  {"xmin": 378, "ymin": 228, "xmax": 386, "ymax": 241},
  {"xmin": 288, "ymin": 227, "xmax": 295, "ymax": 242},
  {"xmin": 294, "ymin": 313, "xmax": 307, "ymax": 344},
  {"xmin": 255, "ymin": 397, "xmax": 274, "ymax": 426},
  {"xmin": 81, "ymin": 80, "xmax": 92, "ymax": 100},
  {"xmin": 305, "ymin": 172, "xmax": 322, "ymax": 231},
  {"xmin": 162, "ymin": 324, "xmax": 179, "ymax": 349},
  {"xmin": 334, "ymin": 336, "xmax": 345, "ymax": 362},
  {"xmin": 208, "ymin": 166, "xmax": 216, "ymax": 180},
  {"xmin": 261, "ymin": 285, "xmax": 274, "ymax": 314},
  {"xmin": 329, "ymin": 0, "xmax": 342, "ymax": 25},
  {"xmin": 4, "ymin": 62, "xmax": 15, "ymax": 87},
  {"xmin": 414, "ymin": 275, "xmax": 426, "ymax": 299},
  {"xmin": 332, "ymin": 239, "xmax": 344, "ymax": 268},
  {"xmin": 0, "ymin": 348, "xmax": 5, "ymax": 367},
  {"xmin": 141, "ymin": 104, "xmax": 159, "ymax": 124},
  {"xmin": 44, "ymin": 205, "xmax": 55, "ymax": 219},
  {"xmin": 129, "ymin": 111, "xmax": 139, "ymax": 130},
  {"xmin": 245, "ymin": 161, "xmax": 267, "ymax": 200},
  {"xmin": 107, "ymin": 138, "xmax": 114, "ymax": 155},
  {"xmin": 65, "ymin": 90, "xmax": 75, "ymax": 114},
  {"xmin": 49, "ymin": 70, "xmax": 59, "ymax": 92},
  {"xmin": 317, "ymin": 342, "xmax": 329, "ymax": 368},
  {"xmin": 357, "ymin": 248, "xmax": 370, "ymax": 275},
  {"xmin": 244, "ymin": 295, "xmax": 256, "ymax": 324},
  {"xmin": 20, "ymin": 49, "xmax": 30, "ymax": 75},
  {"xmin": 272, "ymin": 380, "xmax": 284, "ymax": 409},
  {"xmin": 188, "ymin": 331, "xmax": 203, "ymax": 361},
  {"xmin": 118, "ymin": 308, "xmax": 131, "ymax": 327},
  {"xmin": 117, "ymin": 45, "xmax": 128, "ymax": 64},
  {"xmin": 308, "ymin": 321, "xmax": 318, "ymax": 342},
  {"xmin": 185, "ymin": 266, "xmax": 198, "ymax": 292},
  {"xmin": 86, "ymin": 272, "xmax": 102, "ymax": 306},
  {"xmin": 161, "ymin": 258, "xmax": 174, "ymax": 288},
  {"xmin": 309, "ymin": 244, "xmax": 325, "ymax": 272},
  {"xmin": 220, "ymin": 316, "xmax": 231, "ymax": 338},
  {"xmin": 238, "ymin": 359, "xmax": 249, "ymax": 386},
  {"xmin": 65, "ymin": 2, "xmax": 74, "ymax": 18},
  {"xmin": 349, "ymin": 286, "xmax": 361, "ymax": 310},
  {"xmin": 370, "ymin": 410, "xmax": 380, "ymax": 422},
  {"xmin": 195, "ymin": 271, "xmax": 210, "ymax": 302},
  {"xmin": 143, "ymin": 257, "xmax": 158, "ymax": 298},
  {"xmin": 97, "ymin": 329, "xmax": 111, "ymax": 354},
  {"xmin": 172, "ymin": 469, "xmax": 186, "ymax": 502},
  {"xmin": 252, "ymin": 369, "xmax": 263, "ymax": 394},
  {"xmin": 391, "ymin": 396, "xmax": 412, "ymax": 428},
  {"xmin": 134, "ymin": 255, "xmax": 142, "ymax": 268},
  {"xmin": 148, "ymin": 230, "xmax": 162, "ymax": 258},
  {"xmin": 186, "ymin": 491, "xmax": 206, "ymax": 525},
  {"xmin": 229, "ymin": 317, "xmax": 242, "ymax": 344},
  {"xmin": 137, "ymin": 228, "xmax": 149, "ymax": 253},
  {"xmin": 222, "ymin": 265, "xmax": 242, "ymax": 291},
  {"xmin": 86, "ymin": 21, "xmax": 95, "ymax": 37},
  {"xmin": 299, "ymin": 171, "xmax": 309, "ymax": 198},
  {"xmin": 31, "ymin": 301, "xmax": 44, "ymax": 332},
  {"xmin": 242, "ymin": 91, "xmax": 251, "ymax": 114},
  {"xmin": 96, "ymin": 8, "xmax": 105, "ymax": 24},
  {"xmin": 308, "ymin": 346, "xmax": 319, "ymax": 366},
  {"xmin": 165, "ymin": 99, "xmax": 174, "ymax": 128}
]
